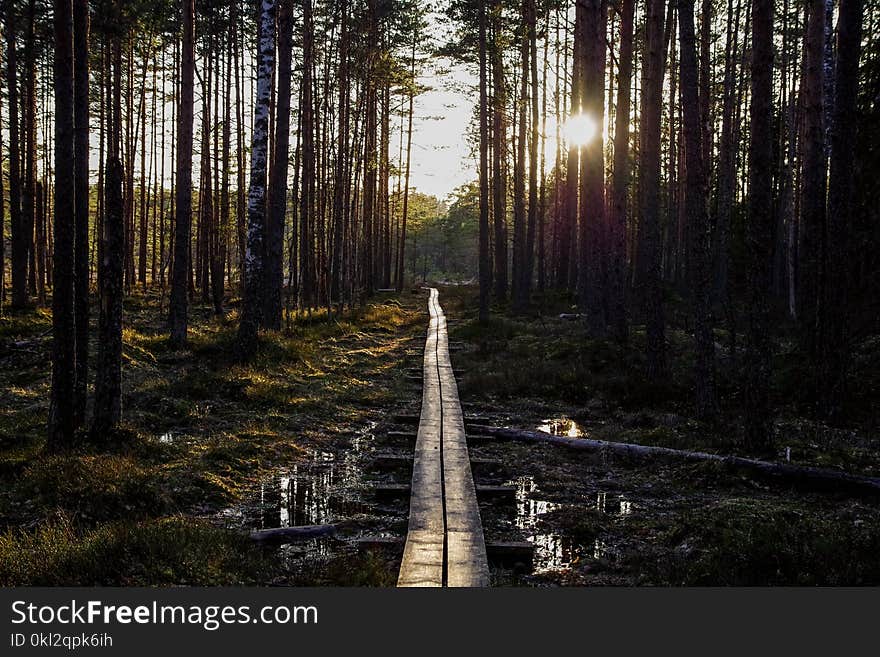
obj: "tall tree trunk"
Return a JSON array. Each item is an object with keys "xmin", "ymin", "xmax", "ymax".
[
  {"xmin": 300, "ymin": 0, "xmax": 316, "ymax": 308},
  {"xmin": 744, "ymin": 0, "xmax": 775, "ymax": 451},
  {"xmin": 234, "ymin": 7, "xmax": 246, "ymax": 290},
  {"xmin": 609, "ymin": 0, "xmax": 633, "ymax": 342},
  {"xmin": 799, "ymin": 0, "xmax": 826, "ymax": 362},
  {"xmin": 821, "ymin": 0, "xmax": 863, "ymax": 420},
  {"xmin": 640, "ymin": 0, "xmax": 668, "ymax": 379},
  {"xmin": 698, "ymin": 0, "xmax": 712, "ymax": 183},
  {"xmin": 713, "ymin": 0, "xmax": 743, "ymax": 305},
  {"xmin": 48, "ymin": 0, "xmax": 76, "ymax": 450},
  {"xmin": 264, "ymin": 0, "xmax": 293, "ymax": 329},
  {"xmin": 138, "ymin": 48, "xmax": 149, "ymax": 290},
  {"xmin": 168, "ymin": 0, "xmax": 195, "ymax": 347},
  {"xmin": 557, "ymin": 14, "xmax": 579, "ymax": 291},
  {"xmin": 0, "ymin": 56, "xmax": 4, "ymax": 310},
  {"xmin": 491, "ymin": 0, "xmax": 508, "ymax": 300},
  {"xmin": 395, "ymin": 36, "xmax": 415, "ymax": 293},
  {"xmin": 5, "ymin": 5, "xmax": 25, "ymax": 308},
  {"xmin": 478, "ymin": 0, "xmax": 490, "ymax": 324},
  {"xmin": 218, "ymin": 29, "xmax": 231, "ymax": 310},
  {"xmin": 237, "ymin": 0, "xmax": 275, "ymax": 357},
  {"xmin": 679, "ymin": 0, "xmax": 717, "ymax": 420},
  {"xmin": 24, "ymin": 0, "xmax": 38, "ymax": 302},
  {"xmin": 198, "ymin": 51, "xmax": 215, "ymax": 308},
  {"xmin": 361, "ymin": 0, "xmax": 378, "ymax": 298},
  {"xmin": 578, "ymin": 0, "xmax": 607, "ymax": 335},
  {"xmin": 332, "ymin": 6, "xmax": 350, "ymax": 301},
  {"xmin": 92, "ymin": 154, "xmax": 124, "ymax": 438},
  {"xmin": 511, "ymin": 0, "xmax": 529, "ymax": 313},
  {"xmin": 92, "ymin": 29, "xmax": 124, "ymax": 439},
  {"xmin": 73, "ymin": 0, "xmax": 89, "ymax": 427},
  {"xmin": 524, "ymin": 0, "xmax": 539, "ymax": 298}
]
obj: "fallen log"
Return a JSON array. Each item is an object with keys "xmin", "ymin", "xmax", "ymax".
[
  {"xmin": 249, "ymin": 524, "xmax": 337, "ymax": 544},
  {"xmin": 469, "ymin": 425, "xmax": 880, "ymax": 496}
]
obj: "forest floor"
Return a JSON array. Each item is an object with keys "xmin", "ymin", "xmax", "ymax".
[{"xmin": 0, "ymin": 285, "xmax": 878, "ymax": 585}]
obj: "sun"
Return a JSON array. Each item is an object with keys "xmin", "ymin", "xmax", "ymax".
[{"xmin": 564, "ymin": 112, "xmax": 597, "ymax": 147}]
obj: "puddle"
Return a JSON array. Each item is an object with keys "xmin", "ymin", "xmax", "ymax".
[
  {"xmin": 508, "ymin": 476, "xmax": 626, "ymax": 573},
  {"xmin": 255, "ymin": 445, "xmax": 367, "ymax": 529},
  {"xmin": 510, "ymin": 475, "xmax": 580, "ymax": 571},
  {"xmin": 595, "ymin": 492, "xmax": 633, "ymax": 516},
  {"xmin": 536, "ymin": 418, "xmax": 584, "ymax": 438}
]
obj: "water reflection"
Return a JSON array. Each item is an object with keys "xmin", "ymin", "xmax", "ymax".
[
  {"xmin": 536, "ymin": 418, "xmax": 583, "ymax": 438},
  {"xmin": 509, "ymin": 477, "xmax": 628, "ymax": 572},
  {"xmin": 595, "ymin": 492, "xmax": 633, "ymax": 516},
  {"xmin": 511, "ymin": 475, "xmax": 580, "ymax": 571},
  {"xmin": 254, "ymin": 423, "xmax": 377, "ymax": 530}
]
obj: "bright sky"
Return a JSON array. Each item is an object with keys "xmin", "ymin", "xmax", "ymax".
[{"xmin": 407, "ymin": 56, "xmax": 478, "ymax": 201}]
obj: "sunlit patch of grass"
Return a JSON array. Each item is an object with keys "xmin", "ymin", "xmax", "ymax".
[
  {"xmin": 18, "ymin": 454, "xmax": 172, "ymax": 524},
  {"xmin": 0, "ymin": 307, "xmax": 52, "ymax": 339},
  {"xmin": 0, "ymin": 290, "xmax": 428, "ymax": 584},
  {"xmin": 0, "ymin": 514, "xmax": 273, "ymax": 586}
]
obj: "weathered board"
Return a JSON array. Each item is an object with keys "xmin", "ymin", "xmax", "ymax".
[{"xmin": 397, "ymin": 288, "xmax": 489, "ymax": 587}]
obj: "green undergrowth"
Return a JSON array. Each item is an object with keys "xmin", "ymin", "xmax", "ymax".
[
  {"xmin": 627, "ymin": 497, "xmax": 880, "ymax": 585},
  {"xmin": 0, "ymin": 288, "xmax": 425, "ymax": 585},
  {"xmin": 0, "ymin": 514, "xmax": 271, "ymax": 586},
  {"xmin": 438, "ymin": 284, "xmax": 880, "ymax": 475}
]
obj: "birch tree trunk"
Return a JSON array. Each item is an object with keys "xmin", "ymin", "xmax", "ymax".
[{"xmin": 237, "ymin": 0, "xmax": 276, "ymax": 358}]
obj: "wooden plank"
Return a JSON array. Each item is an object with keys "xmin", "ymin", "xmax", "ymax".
[
  {"xmin": 397, "ymin": 288, "xmax": 445, "ymax": 587},
  {"xmin": 397, "ymin": 288, "xmax": 489, "ymax": 587}
]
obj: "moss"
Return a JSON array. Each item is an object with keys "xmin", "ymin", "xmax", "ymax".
[
  {"xmin": 0, "ymin": 292, "xmax": 427, "ymax": 585},
  {"xmin": 629, "ymin": 498, "xmax": 880, "ymax": 585},
  {"xmin": 17, "ymin": 454, "xmax": 172, "ymax": 524}
]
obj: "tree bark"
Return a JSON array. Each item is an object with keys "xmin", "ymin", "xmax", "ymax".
[
  {"xmin": 264, "ymin": 0, "xmax": 294, "ymax": 330},
  {"xmin": 744, "ymin": 0, "xmax": 775, "ymax": 451},
  {"xmin": 799, "ymin": 0, "xmax": 827, "ymax": 362},
  {"xmin": 491, "ymin": 0, "xmax": 508, "ymax": 300},
  {"xmin": 609, "ymin": 0, "xmax": 634, "ymax": 344},
  {"xmin": 48, "ymin": 0, "xmax": 76, "ymax": 450},
  {"xmin": 678, "ymin": 0, "xmax": 718, "ymax": 420},
  {"xmin": 4, "ymin": 5, "xmax": 25, "ymax": 309},
  {"xmin": 168, "ymin": 0, "xmax": 195, "ymax": 347},
  {"xmin": 92, "ymin": 156, "xmax": 125, "ymax": 438},
  {"xmin": 237, "ymin": 0, "xmax": 276, "ymax": 358},
  {"xmin": 511, "ymin": 0, "xmax": 529, "ymax": 313},
  {"xmin": 478, "ymin": 1, "xmax": 490, "ymax": 325},
  {"xmin": 72, "ymin": 0, "xmax": 89, "ymax": 427},
  {"xmin": 578, "ymin": 0, "xmax": 607, "ymax": 335},
  {"xmin": 821, "ymin": 0, "xmax": 863, "ymax": 420},
  {"xmin": 640, "ymin": 0, "xmax": 668, "ymax": 379}
]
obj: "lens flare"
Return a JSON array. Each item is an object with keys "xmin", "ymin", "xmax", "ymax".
[{"xmin": 564, "ymin": 112, "xmax": 597, "ymax": 147}]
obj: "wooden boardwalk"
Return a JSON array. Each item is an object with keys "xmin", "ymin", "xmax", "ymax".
[{"xmin": 397, "ymin": 288, "xmax": 489, "ymax": 587}]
